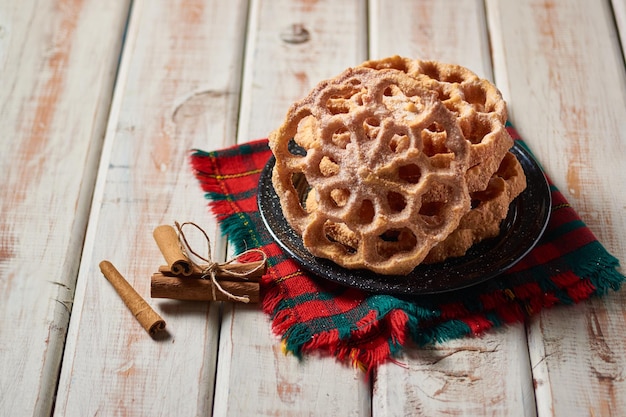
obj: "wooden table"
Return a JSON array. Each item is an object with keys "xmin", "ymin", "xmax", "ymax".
[{"xmin": 2, "ymin": 1, "xmax": 626, "ymax": 415}]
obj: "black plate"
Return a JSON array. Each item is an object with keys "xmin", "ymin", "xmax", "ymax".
[{"xmin": 258, "ymin": 143, "xmax": 551, "ymax": 296}]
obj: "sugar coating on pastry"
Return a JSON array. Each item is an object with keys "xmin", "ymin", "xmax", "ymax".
[
  {"xmin": 269, "ymin": 66, "xmax": 472, "ymax": 275},
  {"xmin": 360, "ymin": 56, "xmax": 513, "ymax": 192}
]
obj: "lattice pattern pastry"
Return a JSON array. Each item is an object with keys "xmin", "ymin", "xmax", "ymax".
[
  {"xmin": 269, "ymin": 66, "xmax": 472, "ymax": 275},
  {"xmin": 269, "ymin": 58, "xmax": 526, "ymax": 275}
]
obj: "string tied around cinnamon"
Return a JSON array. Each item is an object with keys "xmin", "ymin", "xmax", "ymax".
[{"xmin": 174, "ymin": 221, "xmax": 266, "ymax": 303}]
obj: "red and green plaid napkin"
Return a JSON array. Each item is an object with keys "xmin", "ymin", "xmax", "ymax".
[{"xmin": 190, "ymin": 126, "xmax": 624, "ymax": 372}]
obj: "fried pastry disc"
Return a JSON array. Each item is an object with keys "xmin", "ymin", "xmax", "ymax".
[{"xmin": 269, "ymin": 66, "xmax": 472, "ymax": 275}]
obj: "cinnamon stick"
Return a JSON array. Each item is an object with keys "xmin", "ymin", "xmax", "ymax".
[
  {"xmin": 153, "ymin": 224, "xmax": 193, "ymax": 276},
  {"xmin": 99, "ymin": 261, "xmax": 166, "ymax": 336},
  {"xmin": 157, "ymin": 260, "xmax": 265, "ymax": 282},
  {"xmin": 151, "ymin": 273, "xmax": 260, "ymax": 303}
]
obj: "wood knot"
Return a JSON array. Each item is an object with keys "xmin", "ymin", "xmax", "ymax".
[{"xmin": 280, "ymin": 23, "xmax": 310, "ymax": 44}]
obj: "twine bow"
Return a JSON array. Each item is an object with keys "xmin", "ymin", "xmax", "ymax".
[{"xmin": 174, "ymin": 221, "xmax": 266, "ymax": 303}]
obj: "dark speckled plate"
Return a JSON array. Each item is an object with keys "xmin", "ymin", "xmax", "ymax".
[{"xmin": 258, "ymin": 143, "xmax": 551, "ymax": 296}]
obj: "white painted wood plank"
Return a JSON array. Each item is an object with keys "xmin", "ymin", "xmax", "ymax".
[
  {"xmin": 486, "ymin": 0, "xmax": 626, "ymax": 415},
  {"xmin": 374, "ymin": 331, "xmax": 534, "ymax": 416},
  {"xmin": 213, "ymin": 0, "xmax": 371, "ymax": 415},
  {"xmin": 369, "ymin": 0, "xmax": 494, "ymax": 80},
  {"xmin": 54, "ymin": 0, "xmax": 249, "ymax": 415},
  {"xmin": 0, "ymin": 1, "xmax": 130, "ymax": 415},
  {"xmin": 369, "ymin": 1, "xmax": 536, "ymax": 415}
]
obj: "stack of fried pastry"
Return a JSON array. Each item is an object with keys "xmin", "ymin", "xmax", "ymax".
[{"xmin": 269, "ymin": 56, "xmax": 526, "ymax": 275}]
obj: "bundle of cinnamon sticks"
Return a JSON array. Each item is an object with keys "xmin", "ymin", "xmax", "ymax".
[{"xmin": 150, "ymin": 224, "xmax": 265, "ymax": 303}]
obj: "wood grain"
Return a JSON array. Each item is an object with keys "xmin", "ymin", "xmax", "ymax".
[
  {"xmin": 54, "ymin": 0, "xmax": 248, "ymax": 415},
  {"xmin": 0, "ymin": 1, "xmax": 130, "ymax": 415},
  {"xmin": 369, "ymin": 1, "xmax": 535, "ymax": 416},
  {"xmin": 212, "ymin": 0, "xmax": 371, "ymax": 416},
  {"xmin": 374, "ymin": 332, "xmax": 535, "ymax": 417},
  {"xmin": 487, "ymin": 0, "xmax": 626, "ymax": 415},
  {"xmin": 369, "ymin": 0, "xmax": 493, "ymax": 79}
]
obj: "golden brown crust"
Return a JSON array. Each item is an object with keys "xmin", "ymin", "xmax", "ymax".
[{"xmin": 424, "ymin": 152, "xmax": 527, "ymax": 263}]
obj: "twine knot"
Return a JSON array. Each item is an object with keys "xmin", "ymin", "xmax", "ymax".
[{"xmin": 174, "ymin": 221, "xmax": 266, "ymax": 303}]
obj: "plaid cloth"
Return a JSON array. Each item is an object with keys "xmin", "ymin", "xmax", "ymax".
[{"xmin": 190, "ymin": 126, "xmax": 624, "ymax": 372}]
